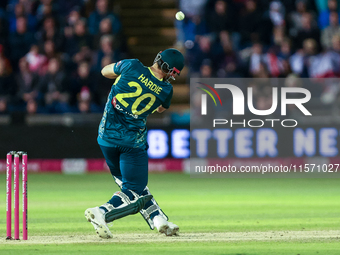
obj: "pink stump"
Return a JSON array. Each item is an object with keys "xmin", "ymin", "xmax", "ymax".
[
  {"xmin": 22, "ymin": 154, "xmax": 28, "ymax": 240},
  {"xmin": 14, "ymin": 154, "xmax": 19, "ymax": 240},
  {"xmin": 6, "ymin": 153, "xmax": 12, "ymax": 239}
]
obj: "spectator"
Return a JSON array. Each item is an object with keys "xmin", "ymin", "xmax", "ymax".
[
  {"xmin": 206, "ymin": 0, "xmax": 235, "ymax": 35},
  {"xmin": 15, "ymin": 58, "xmax": 39, "ymax": 107},
  {"xmin": 269, "ymin": 1, "xmax": 285, "ymax": 27},
  {"xmin": 71, "ymin": 61, "xmax": 98, "ymax": 106},
  {"xmin": 6, "ymin": 0, "xmax": 33, "ymax": 13},
  {"xmin": 8, "ymin": 3, "xmax": 37, "ymax": 33},
  {"xmin": 25, "ymin": 45, "xmax": 47, "ymax": 74},
  {"xmin": 264, "ymin": 48, "xmax": 283, "ymax": 77},
  {"xmin": 26, "ymin": 99, "xmax": 40, "ymax": 114},
  {"xmin": 180, "ymin": 0, "xmax": 207, "ymax": 17},
  {"xmin": 76, "ymin": 85, "xmax": 102, "ymax": 113},
  {"xmin": 294, "ymin": 12, "xmax": 320, "ymax": 50},
  {"xmin": 37, "ymin": 58, "xmax": 70, "ymax": 113},
  {"xmin": 2, "ymin": 0, "xmax": 339, "ymax": 114},
  {"xmin": 93, "ymin": 18, "xmax": 112, "ymax": 50},
  {"xmin": 88, "ymin": 0, "xmax": 121, "ymax": 35},
  {"xmin": 289, "ymin": 0, "xmax": 309, "ymax": 37},
  {"xmin": 181, "ymin": 15, "xmax": 208, "ymax": 50},
  {"xmin": 63, "ymin": 7, "xmax": 81, "ymax": 44},
  {"xmin": 308, "ymin": 41, "xmax": 340, "ymax": 78},
  {"xmin": 65, "ymin": 19, "xmax": 93, "ymax": 58},
  {"xmin": 269, "ymin": 1, "xmax": 285, "ymax": 45},
  {"xmin": 302, "ymin": 38, "xmax": 318, "ymax": 75},
  {"xmin": 278, "ymin": 59, "xmax": 293, "ymax": 78},
  {"xmin": 73, "ymin": 45, "xmax": 93, "ymax": 66},
  {"xmin": 0, "ymin": 45, "xmax": 12, "ymax": 74},
  {"xmin": 289, "ymin": 38, "xmax": 318, "ymax": 77},
  {"xmin": 238, "ymin": 0, "xmax": 264, "ymax": 46},
  {"xmin": 199, "ymin": 59, "xmax": 213, "ymax": 78},
  {"xmin": 248, "ymin": 43, "xmax": 265, "ymax": 76},
  {"xmin": 73, "ymin": 19, "xmax": 93, "ymax": 49},
  {"xmin": 77, "ymin": 86, "xmax": 91, "ymax": 113},
  {"xmin": 331, "ymin": 34, "xmax": 340, "ymax": 52},
  {"xmin": 175, "ymin": 0, "xmax": 208, "ymax": 47},
  {"xmin": 94, "ymin": 35, "xmax": 119, "ymax": 71},
  {"xmin": 277, "ymin": 38, "xmax": 293, "ymax": 60},
  {"xmin": 0, "ymin": 58, "xmax": 16, "ymax": 111},
  {"xmin": 289, "ymin": 49, "xmax": 304, "ymax": 76},
  {"xmin": 36, "ymin": 0, "xmax": 59, "ymax": 24},
  {"xmin": 319, "ymin": 0, "xmax": 340, "ymax": 30},
  {"xmin": 0, "ymin": 98, "xmax": 9, "ymax": 114},
  {"xmin": 9, "ymin": 16, "xmax": 35, "ymax": 67},
  {"xmin": 187, "ymin": 35, "xmax": 222, "ymax": 73},
  {"xmin": 321, "ymin": 12, "xmax": 340, "ymax": 49},
  {"xmin": 36, "ymin": 16, "xmax": 64, "ymax": 52},
  {"xmin": 315, "ymin": 0, "xmax": 334, "ymax": 13},
  {"xmin": 65, "ymin": 7, "xmax": 81, "ymax": 28},
  {"xmin": 43, "ymin": 40, "xmax": 59, "ymax": 61},
  {"xmin": 217, "ymin": 31, "xmax": 239, "ymax": 77}
]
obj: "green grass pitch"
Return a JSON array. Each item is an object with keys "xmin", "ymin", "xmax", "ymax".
[{"xmin": 0, "ymin": 172, "xmax": 340, "ymax": 254}]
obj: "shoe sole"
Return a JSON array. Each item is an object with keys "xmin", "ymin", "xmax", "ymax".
[
  {"xmin": 157, "ymin": 223, "xmax": 170, "ymax": 235},
  {"xmin": 166, "ymin": 225, "xmax": 179, "ymax": 236},
  {"xmin": 85, "ymin": 209, "xmax": 113, "ymax": 239}
]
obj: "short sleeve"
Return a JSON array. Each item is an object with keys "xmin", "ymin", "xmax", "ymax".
[
  {"xmin": 161, "ymin": 88, "xmax": 173, "ymax": 109},
  {"xmin": 113, "ymin": 59, "xmax": 134, "ymax": 75}
]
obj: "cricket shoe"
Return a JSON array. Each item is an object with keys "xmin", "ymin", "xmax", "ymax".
[
  {"xmin": 85, "ymin": 207, "xmax": 113, "ymax": 239},
  {"xmin": 153, "ymin": 215, "xmax": 179, "ymax": 236},
  {"xmin": 166, "ymin": 221, "xmax": 179, "ymax": 236}
]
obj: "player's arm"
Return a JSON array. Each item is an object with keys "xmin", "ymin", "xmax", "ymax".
[
  {"xmin": 155, "ymin": 88, "xmax": 173, "ymax": 113},
  {"xmin": 101, "ymin": 63, "xmax": 118, "ymax": 79},
  {"xmin": 152, "ymin": 106, "xmax": 167, "ymax": 114},
  {"xmin": 157, "ymin": 106, "xmax": 167, "ymax": 113}
]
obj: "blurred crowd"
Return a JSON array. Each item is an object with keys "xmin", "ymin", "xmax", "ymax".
[
  {"xmin": 2, "ymin": 0, "xmax": 340, "ymax": 116},
  {"xmin": 0, "ymin": 0, "xmax": 126, "ymax": 114},
  {"xmin": 179, "ymin": 0, "xmax": 340, "ymax": 78},
  {"xmin": 179, "ymin": 0, "xmax": 340, "ymax": 108}
]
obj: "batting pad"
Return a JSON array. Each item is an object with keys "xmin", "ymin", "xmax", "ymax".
[
  {"xmin": 104, "ymin": 194, "xmax": 153, "ymax": 222},
  {"xmin": 113, "ymin": 177, "xmax": 168, "ymax": 229}
]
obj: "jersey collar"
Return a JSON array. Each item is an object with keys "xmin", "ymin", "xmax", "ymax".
[{"xmin": 148, "ymin": 67, "xmax": 163, "ymax": 81}]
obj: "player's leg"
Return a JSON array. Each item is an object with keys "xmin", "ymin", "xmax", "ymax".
[
  {"xmin": 100, "ymin": 144, "xmax": 122, "ymax": 176},
  {"xmin": 85, "ymin": 145, "xmax": 151, "ymax": 238},
  {"xmin": 140, "ymin": 187, "xmax": 179, "ymax": 236},
  {"xmin": 115, "ymin": 147, "xmax": 179, "ymax": 236},
  {"xmin": 114, "ymin": 177, "xmax": 179, "ymax": 236},
  {"xmin": 99, "ymin": 145, "xmax": 152, "ymax": 223},
  {"xmin": 85, "ymin": 145, "xmax": 121, "ymax": 239}
]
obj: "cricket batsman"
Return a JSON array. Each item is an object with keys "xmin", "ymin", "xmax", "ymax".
[{"xmin": 85, "ymin": 49, "xmax": 185, "ymax": 238}]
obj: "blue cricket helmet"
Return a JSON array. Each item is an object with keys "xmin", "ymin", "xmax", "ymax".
[{"xmin": 154, "ymin": 48, "xmax": 185, "ymax": 81}]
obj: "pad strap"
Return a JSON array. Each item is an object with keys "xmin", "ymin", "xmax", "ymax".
[
  {"xmin": 101, "ymin": 203, "xmax": 114, "ymax": 211},
  {"xmin": 145, "ymin": 204, "xmax": 158, "ymax": 215},
  {"xmin": 114, "ymin": 191, "xmax": 131, "ymax": 205}
]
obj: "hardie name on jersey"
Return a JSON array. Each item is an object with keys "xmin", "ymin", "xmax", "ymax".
[{"xmin": 138, "ymin": 74, "xmax": 163, "ymax": 94}]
